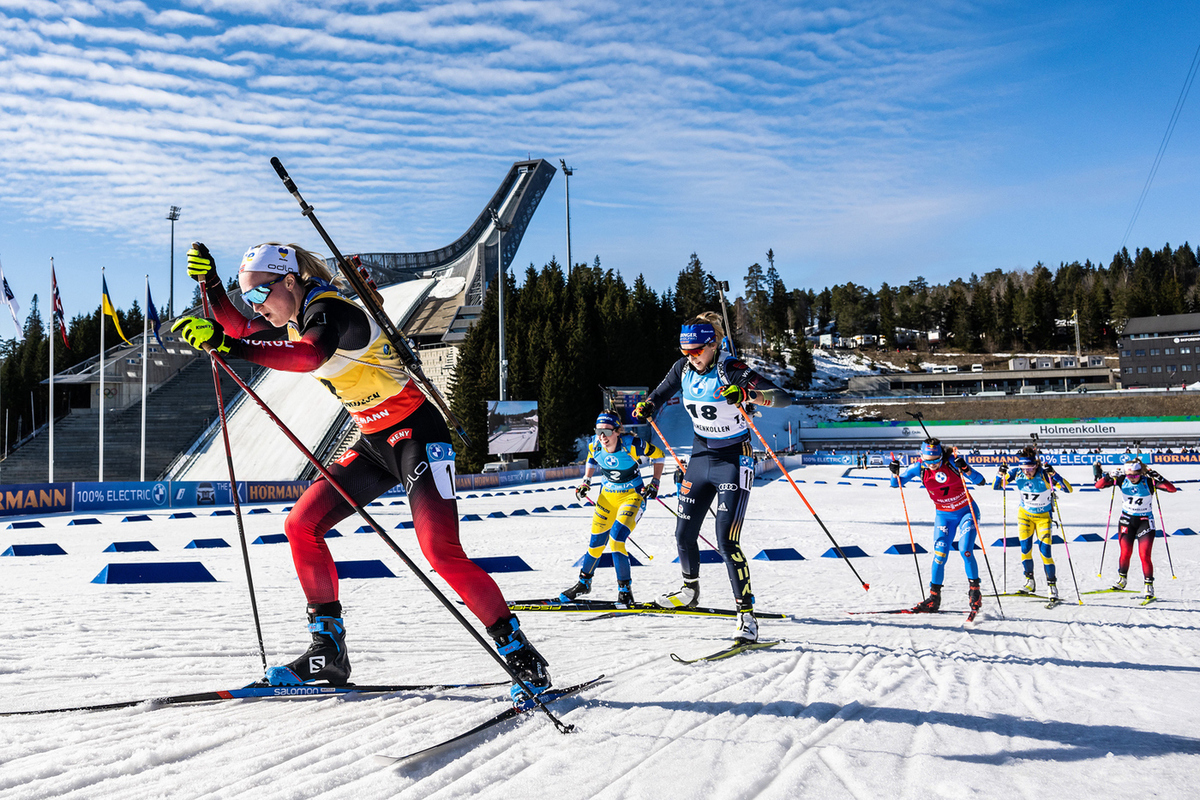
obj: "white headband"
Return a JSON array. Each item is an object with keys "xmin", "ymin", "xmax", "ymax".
[{"xmin": 239, "ymin": 244, "xmax": 298, "ymax": 275}]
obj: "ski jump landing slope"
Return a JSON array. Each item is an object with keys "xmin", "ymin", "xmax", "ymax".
[{"xmin": 177, "ymin": 280, "xmax": 435, "ymax": 481}]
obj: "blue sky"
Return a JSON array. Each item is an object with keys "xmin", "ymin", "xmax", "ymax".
[{"xmin": 0, "ymin": 1, "xmax": 1198, "ymax": 327}]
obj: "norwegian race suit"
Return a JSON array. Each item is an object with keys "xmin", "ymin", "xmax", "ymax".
[
  {"xmin": 894, "ymin": 458, "xmax": 986, "ymax": 587},
  {"xmin": 1095, "ymin": 471, "xmax": 1178, "ymax": 581},
  {"xmin": 645, "ymin": 351, "xmax": 791, "ymax": 608},
  {"xmin": 579, "ymin": 434, "xmax": 664, "ymax": 582},
  {"xmin": 204, "ymin": 276, "xmax": 510, "ymax": 627},
  {"xmin": 996, "ymin": 466, "xmax": 1073, "ymax": 583}
]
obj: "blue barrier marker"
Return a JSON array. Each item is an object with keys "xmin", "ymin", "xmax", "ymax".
[
  {"xmin": 169, "ymin": 512, "xmax": 196, "ymax": 520},
  {"xmin": 1173, "ymin": 528, "xmax": 1197, "ymax": 536},
  {"xmin": 1073, "ymin": 533, "xmax": 1104, "ymax": 542},
  {"xmin": 248, "ymin": 508, "xmax": 270, "ymax": 515},
  {"xmin": 480, "ymin": 493, "xmax": 493, "ymax": 498},
  {"xmin": 3, "ymin": 543, "xmax": 66, "ymax": 556},
  {"xmin": 69, "ymin": 518, "xmax": 102, "ymax": 526},
  {"xmin": 814, "ymin": 481, "xmax": 827, "ymax": 484},
  {"xmin": 122, "ymin": 515, "xmax": 153, "ymax": 523},
  {"xmin": 752, "ymin": 548, "xmax": 804, "ymax": 561},
  {"xmin": 389, "ymin": 500, "xmax": 405, "ymax": 506},
  {"xmin": 838, "ymin": 481, "xmax": 851, "ymax": 485},
  {"xmin": 487, "ymin": 511, "xmax": 507, "ymax": 519},
  {"xmin": 473, "ymin": 556, "xmax": 534, "ymax": 573},
  {"xmin": 532, "ymin": 507, "xmax": 549, "ymax": 513},
  {"xmin": 551, "ymin": 505, "xmax": 566, "ymax": 511},
  {"xmin": 336, "ymin": 560, "xmax": 396, "ymax": 579},
  {"xmin": 673, "ymin": 551, "xmax": 724, "ymax": 564},
  {"xmin": 863, "ymin": 483, "xmax": 878, "ymax": 487},
  {"xmin": 103, "ymin": 541, "xmax": 158, "ymax": 553},
  {"xmin": 991, "ymin": 536, "xmax": 1021, "ymax": 548},
  {"xmin": 354, "ymin": 525, "xmax": 374, "ymax": 533},
  {"xmin": 465, "ymin": 494, "xmax": 477, "ymax": 499},
  {"xmin": 461, "ymin": 514, "xmax": 482, "ymax": 522},
  {"xmin": 822, "ymin": 545, "xmax": 868, "ymax": 558},
  {"xmin": 574, "ymin": 552, "xmax": 644, "ymax": 568},
  {"xmin": 885, "ymin": 543, "xmax": 929, "ymax": 555},
  {"xmin": 567, "ymin": 503, "xmax": 582, "ymax": 509},
  {"xmin": 211, "ymin": 510, "xmax": 235, "ymax": 517},
  {"xmin": 7, "ymin": 521, "xmax": 44, "ymax": 529},
  {"xmin": 326, "ymin": 528, "xmax": 342, "ymax": 538},
  {"xmin": 252, "ymin": 533, "xmax": 289, "ymax": 545},
  {"xmin": 186, "ymin": 538, "xmax": 230, "ymax": 549},
  {"xmin": 282, "ymin": 506, "xmax": 293, "ymax": 512},
  {"xmin": 92, "ymin": 562, "xmax": 216, "ymax": 584},
  {"xmin": 367, "ymin": 501, "xmax": 383, "ymax": 507},
  {"xmin": 394, "ymin": 521, "xmax": 414, "ymax": 529},
  {"xmin": 510, "ymin": 509, "xmax": 529, "ymax": 517}
]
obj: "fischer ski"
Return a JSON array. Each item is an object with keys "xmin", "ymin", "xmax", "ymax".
[
  {"xmin": 670, "ymin": 640, "xmax": 779, "ymax": 664},
  {"xmin": 1, "ymin": 680, "xmax": 509, "ymax": 717},
  {"xmin": 999, "ymin": 591, "xmax": 1052, "ymax": 600},
  {"xmin": 507, "ymin": 599, "xmax": 788, "ymax": 620},
  {"xmin": 1140, "ymin": 596, "xmax": 1158, "ymax": 606},
  {"xmin": 1081, "ymin": 587, "xmax": 1138, "ymax": 595},
  {"xmin": 373, "ymin": 675, "xmax": 604, "ymax": 766},
  {"xmin": 847, "ymin": 608, "xmax": 967, "ymax": 616}
]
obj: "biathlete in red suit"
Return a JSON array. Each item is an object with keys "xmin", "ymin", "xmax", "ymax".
[
  {"xmin": 173, "ymin": 242, "xmax": 550, "ymax": 697},
  {"xmin": 1093, "ymin": 458, "xmax": 1178, "ymax": 599}
]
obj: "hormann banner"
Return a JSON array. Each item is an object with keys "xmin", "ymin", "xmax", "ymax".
[
  {"xmin": 800, "ymin": 417, "xmax": 1200, "ymax": 443},
  {"xmin": 0, "ymin": 483, "xmax": 73, "ymax": 517}
]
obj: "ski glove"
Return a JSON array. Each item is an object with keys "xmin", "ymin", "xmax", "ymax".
[
  {"xmin": 172, "ymin": 316, "xmax": 231, "ymax": 354},
  {"xmin": 954, "ymin": 455, "xmax": 970, "ymax": 473},
  {"xmin": 888, "ymin": 460, "xmax": 901, "ymax": 475},
  {"xmin": 187, "ymin": 242, "xmax": 216, "ymax": 282},
  {"xmin": 718, "ymin": 384, "xmax": 745, "ymax": 405},
  {"xmin": 633, "ymin": 400, "xmax": 655, "ymax": 421},
  {"xmin": 574, "ymin": 479, "xmax": 591, "ymax": 502},
  {"xmin": 640, "ymin": 478, "xmax": 660, "ymax": 500}
]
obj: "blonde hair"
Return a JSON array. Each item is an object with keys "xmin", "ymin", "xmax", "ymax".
[
  {"xmin": 251, "ymin": 241, "xmax": 346, "ymax": 288},
  {"xmin": 684, "ymin": 311, "xmax": 725, "ymax": 346}
]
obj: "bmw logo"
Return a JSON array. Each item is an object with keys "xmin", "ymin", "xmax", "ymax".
[{"xmin": 152, "ymin": 483, "xmax": 167, "ymax": 505}]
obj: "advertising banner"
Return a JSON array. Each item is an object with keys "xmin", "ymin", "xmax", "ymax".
[
  {"xmin": 75, "ymin": 481, "xmax": 171, "ymax": 512},
  {"xmin": 168, "ymin": 481, "xmax": 244, "ymax": 508},
  {"xmin": 800, "ymin": 417, "xmax": 1200, "ymax": 443},
  {"xmin": 244, "ymin": 481, "xmax": 311, "ymax": 503},
  {"xmin": 0, "ymin": 483, "xmax": 72, "ymax": 517}
]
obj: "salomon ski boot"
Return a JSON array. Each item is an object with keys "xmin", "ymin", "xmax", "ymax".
[
  {"xmin": 911, "ymin": 584, "xmax": 942, "ymax": 613},
  {"xmin": 1144, "ymin": 578, "xmax": 1155, "ymax": 600},
  {"xmin": 558, "ymin": 572, "xmax": 593, "ymax": 603},
  {"xmin": 487, "ymin": 615, "xmax": 551, "ymax": 702},
  {"xmin": 1047, "ymin": 581, "xmax": 1059, "ymax": 600},
  {"xmin": 656, "ymin": 578, "xmax": 700, "ymax": 609},
  {"xmin": 616, "ymin": 580, "xmax": 635, "ymax": 607},
  {"xmin": 1112, "ymin": 573, "xmax": 1128, "ymax": 591},
  {"xmin": 735, "ymin": 606, "xmax": 758, "ymax": 644},
  {"xmin": 1019, "ymin": 574, "xmax": 1036, "ymax": 595},
  {"xmin": 264, "ymin": 602, "xmax": 351, "ymax": 686},
  {"xmin": 968, "ymin": 579, "xmax": 983, "ymax": 613}
]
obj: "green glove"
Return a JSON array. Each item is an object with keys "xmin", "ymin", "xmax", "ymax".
[
  {"xmin": 633, "ymin": 400, "xmax": 655, "ymax": 421},
  {"xmin": 187, "ymin": 242, "xmax": 216, "ymax": 282},
  {"xmin": 172, "ymin": 316, "xmax": 231, "ymax": 354},
  {"xmin": 719, "ymin": 384, "xmax": 745, "ymax": 405}
]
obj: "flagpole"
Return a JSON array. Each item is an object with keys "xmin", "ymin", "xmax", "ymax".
[
  {"xmin": 141, "ymin": 275, "xmax": 149, "ymax": 482},
  {"xmin": 99, "ymin": 267, "xmax": 105, "ymax": 482},
  {"xmin": 49, "ymin": 259, "xmax": 55, "ymax": 483}
]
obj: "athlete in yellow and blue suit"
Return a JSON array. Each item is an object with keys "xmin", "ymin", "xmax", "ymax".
[
  {"xmin": 558, "ymin": 411, "xmax": 664, "ymax": 606},
  {"xmin": 994, "ymin": 447, "xmax": 1072, "ymax": 598}
]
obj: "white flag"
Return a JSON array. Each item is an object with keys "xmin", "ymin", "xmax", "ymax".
[{"xmin": 0, "ymin": 258, "xmax": 24, "ymax": 342}]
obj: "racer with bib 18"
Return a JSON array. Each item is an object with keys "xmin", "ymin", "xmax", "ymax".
[
  {"xmin": 172, "ymin": 242, "xmax": 551, "ymax": 700},
  {"xmin": 633, "ymin": 312, "xmax": 792, "ymax": 644}
]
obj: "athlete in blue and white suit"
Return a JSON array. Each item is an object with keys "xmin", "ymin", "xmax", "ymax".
[{"xmin": 635, "ymin": 312, "xmax": 792, "ymax": 643}]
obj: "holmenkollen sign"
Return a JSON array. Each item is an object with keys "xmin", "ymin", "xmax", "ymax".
[{"xmin": 800, "ymin": 417, "xmax": 1197, "ymax": 442}]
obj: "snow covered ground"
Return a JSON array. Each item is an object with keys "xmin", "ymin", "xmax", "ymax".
[{"xmin": 4, "ymin": 443, "xmax": 1199, "ymax": 798}]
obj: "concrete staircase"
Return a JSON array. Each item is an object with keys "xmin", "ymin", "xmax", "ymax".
[{"xmin": 0, "ymin": 357, "xmax": 258, "ymax": 484}]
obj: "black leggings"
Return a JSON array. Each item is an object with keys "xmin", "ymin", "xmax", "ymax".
[{"xmin": 674, "ymin": 438, "xmax": 754, "ymax": 606}]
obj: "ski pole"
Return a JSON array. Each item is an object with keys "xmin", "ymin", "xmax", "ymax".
[
  {"xmin": 1051, "ymin": 493, "xmax": 1084, "ymax": 605},
  {"xmin": 736, "ymin": 405, "xmax": 869, "ymax": 591},
  {"xmin": 650, "ymin": 495, "xmax": 721, "ymax": 553},
  {"xmin": 1097, "ymin": 482, "xmax": 1116, "ymax": 577},
  {"xmin": 891, "ymin": 451, "xmax": 924, "ymax": 597},
  {"xmin": 646, "ymin": 416, "xmax": 718, "ymax": 522},
  {"xmin": 1155, "ymin": 491, "xmax": 1177, "ymax": 580},
  {"xmin": 581, "ymin": 496, "xmax": 654, "ymax": 561},
  {"xmin": 1000, "ymin": 463, "xmax": 1008, "ymax": 593},
  {"xmin": 205, "ymin": 350, "xmax": 571, "ymax": 733},
  {"xmin": 959, "ymin": 475, "xmax": 1004, "ymax": 618},
  {"xmin": 269, "ymin": 157, "xmax": 471, "ymax": 446},
  {"xmin": 200, "ymin": 292, "xmax": 267, "ymax": 673}
]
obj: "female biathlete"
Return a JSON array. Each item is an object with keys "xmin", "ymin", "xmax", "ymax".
[
  {"xmin": 994, "ymin": 445, "xmax": 1073, "ymax": 600},
  {"xmin": 633, "ymin": 312, "xmax": 792, "ymax": 643},
  {"xmin": 559, "ymin": 410, "xmax": 665, "ymax": 606},
  {"xmin": 172, "ymin": 242, "xmax": 550, "ymax": 698},
  {"xmin": 889, "ymin": 439, "xmax": 987, "ymax": 613},
  {"xmin": 1093, "ymin": 459, "xmax": 1178, "ymax": 599}
]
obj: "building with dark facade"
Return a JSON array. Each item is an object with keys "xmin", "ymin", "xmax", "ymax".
[{"xmin": 1118, "ymin": 312, "xmax": 1200, "ymax": 388}]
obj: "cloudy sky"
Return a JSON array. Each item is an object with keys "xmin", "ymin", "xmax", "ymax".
[{"xmin": 0, "ymin": 1, "xmax": 1198, "ymax": 326}]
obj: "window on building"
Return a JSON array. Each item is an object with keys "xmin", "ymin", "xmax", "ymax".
[
  {"xmin": 1166, "ymin": 365, "xmax": 1176, "ymax": 372},
  {"xmin": 1137, "ymin": 367, "xmax": 1148, "ymax": 374},
  {"xmin": 1124, "ymin": 367, "xmax": 1133, "ymax": 374},
  {"xmin": 1182, "ymin": 347, "xmax": 1192, "ymax": 354},
  {"xmin": 1165, "ymin": 348, "xmax": 1175, "ymax": 355},
  {"xmin": 1120, "ymin": 350, "xmax": 1130, "ymax": 358},
  {"xmin": 1152, "ymin": 366, "xmax": 1162, "ymax": 373},
  {"xmin": 1182, "ymin": 365, "xmax": 1193, "ymax": 372},
  {"xmin": 1135, "ymin": 349, "xmax": 1145, "ymax": 356},
  {"xmin": 1149, "ymin": 348, "xmax": 1160, "ymax": 356}
]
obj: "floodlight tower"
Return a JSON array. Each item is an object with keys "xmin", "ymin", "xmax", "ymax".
[
  {"xmin": 559, "ymin": 159, "xmax": 574, "ymax": 276},
  {"xmin": 166, "ymin": 205, "xmax": 181, "ymax": 318}
]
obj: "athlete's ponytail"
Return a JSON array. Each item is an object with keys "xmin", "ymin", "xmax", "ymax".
[{"xmin": 684, "ymin": 311, "xmax": 725, "ymax": 348}]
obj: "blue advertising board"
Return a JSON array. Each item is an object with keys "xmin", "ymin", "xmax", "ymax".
[
  {"xmin": 168, "ymin": 481, "xmax": 244, "ymax": 508},
  {"xmin": 75, "ymin": 482, "xmax": 171, "ymax": 512}
]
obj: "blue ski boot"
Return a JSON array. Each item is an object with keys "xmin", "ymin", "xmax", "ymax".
[
  {"xmin": 487, "ymin": 615, "xmax": 551, "ymax": 702},
  {"xmin": 558, "ymin": 572, "xmax": 593, "ymax": 604},
  {"xmin": 264, "ymin": 602, "xmax": 351, "ymax": 686}
]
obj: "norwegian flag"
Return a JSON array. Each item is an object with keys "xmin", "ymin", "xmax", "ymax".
[{"xmin": 51, "ymin": 263, "xmax": 69, "ymax": 349}]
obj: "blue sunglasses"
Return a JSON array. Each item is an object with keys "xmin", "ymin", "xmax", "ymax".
[{"xmin": 243, "ymin": 274, "xmax": 287, "ymax": 305}]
